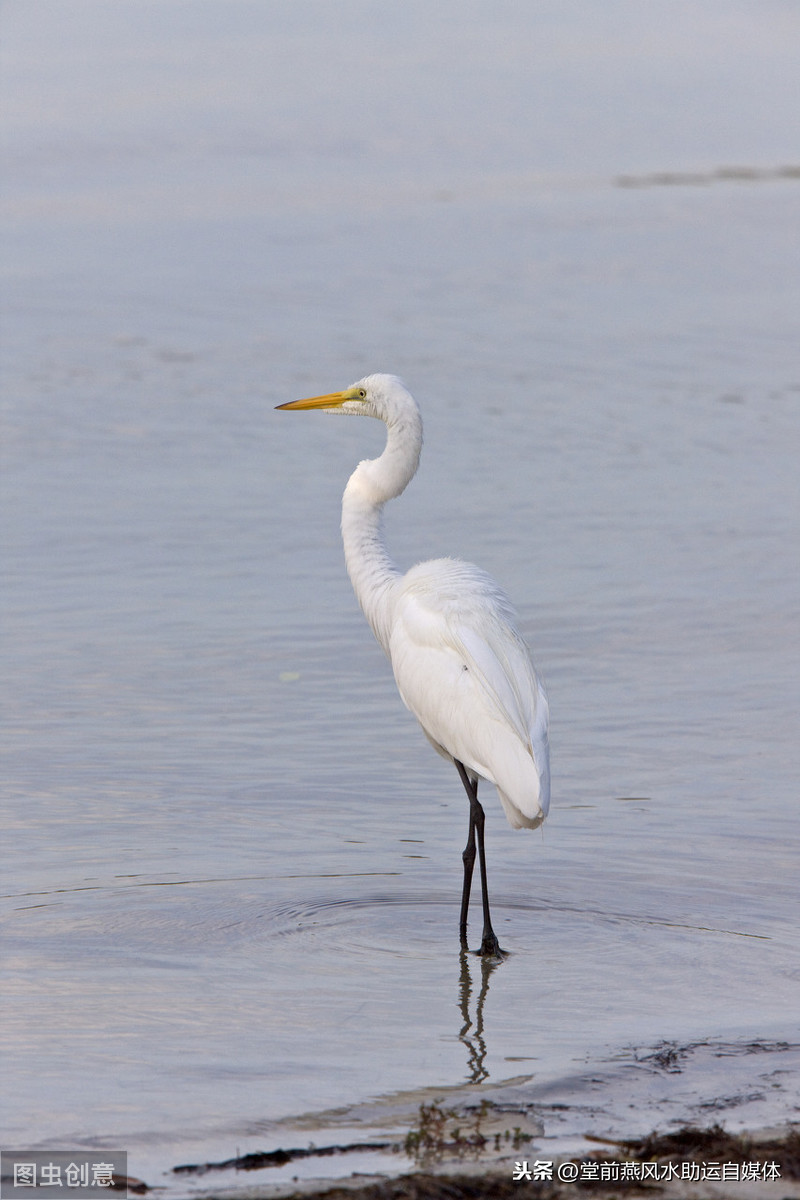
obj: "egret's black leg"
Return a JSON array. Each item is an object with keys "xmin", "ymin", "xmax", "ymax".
[
  {"xmin": 454, "ymin": 760, "xmax": 504, "ymax": 957},
  {"xmin": 459, "ymin": 785, "xmax": 477, "ymax": 948}
]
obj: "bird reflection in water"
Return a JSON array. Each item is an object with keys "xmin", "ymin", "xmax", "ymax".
[{"xmin": 457, "ymin": 945, "xmax": 503, "ymax": 1084}]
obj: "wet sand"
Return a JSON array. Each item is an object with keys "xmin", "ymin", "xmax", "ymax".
[
  {"xmin": 160, "ymin": 1038, "xmax": 799, "ymax": 1200},
  {"xmin": 165, "ymin": 1122, "xmax": 800, "ymax": 1199}
]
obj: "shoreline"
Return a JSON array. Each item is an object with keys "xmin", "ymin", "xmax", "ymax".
[
  {"xmin": 163, "ymin": 1039, "xmax": 800, "ymax": 1199},
  {"xmin": 166, "ymin": 1122, "xmax": 800, "ymax": 1200}
]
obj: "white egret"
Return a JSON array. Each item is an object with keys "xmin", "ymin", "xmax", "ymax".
[{"xmin": 277, "ymin": 374, "xmax": 549, "ymax": 956}]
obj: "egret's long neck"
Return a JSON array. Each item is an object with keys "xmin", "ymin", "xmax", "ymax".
[{"xmin": 341, "ymin": 409, "xmax": 422, "ymax": 655}]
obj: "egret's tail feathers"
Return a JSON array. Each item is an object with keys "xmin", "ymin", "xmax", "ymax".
[
  {"xmin": 497, "ymin": 790, "xmax": 543, "ymax": 830},
  {"xmin": 493, "ymin": 739, "xmax": 550, "ymax": 831}
]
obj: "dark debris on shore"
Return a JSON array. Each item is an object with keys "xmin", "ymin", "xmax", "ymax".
[
  {"xmin": 619, "ymin": 1123, "xmax": 800, "ymax": 1176},
  {"xmin": 179, "ymin": 1125, "xmax": 800, "ymax": 1200}
]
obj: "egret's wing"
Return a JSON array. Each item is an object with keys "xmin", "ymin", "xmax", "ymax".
[
  {"xmin": 389, "ymin": 560, "xmax": 547, "ymax": 768},
  {"xmin": 388, "ymin": 563, "xmax": 549, "ymax": 827},
  {"xmin": 452, "ymin": 612, "xmax": 549, "ymax": 805},
  {"xmin": 456, "ymin": 619, "xmax": 544, "ymax": 752}
]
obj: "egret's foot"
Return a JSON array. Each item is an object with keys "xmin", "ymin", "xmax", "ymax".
[{"xmin": 478, "ymin": 930, "xmax": 506, "ymax": 959}]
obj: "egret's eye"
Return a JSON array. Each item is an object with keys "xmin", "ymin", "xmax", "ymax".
[{"xmin": 358, "ymin": 389, "xmax": 367, "ymax": 399}]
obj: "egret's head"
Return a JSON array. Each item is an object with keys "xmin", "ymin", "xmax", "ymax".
[{"xmin": 276, "ymin": 373, "xmax": 418, "ymax": 425}]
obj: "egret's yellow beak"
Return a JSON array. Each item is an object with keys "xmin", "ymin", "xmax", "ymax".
[{"xmin": 276, "ymin": 387, "xmax": 363, "ymax": 411}]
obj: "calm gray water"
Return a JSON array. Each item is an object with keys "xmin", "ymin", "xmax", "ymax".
[{"xmin": 2, "ymin": 1, "xmax": 799, "ymax": 1191}]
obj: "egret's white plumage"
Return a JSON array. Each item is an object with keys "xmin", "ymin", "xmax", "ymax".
[{"xmin": 277, "ymin": 373, "xmax": 549, "ymax": 955}]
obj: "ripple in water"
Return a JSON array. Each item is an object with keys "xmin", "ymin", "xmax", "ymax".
[{"xmin": 262, "ymin": 890, "xmax": 458, "ymax": 958}]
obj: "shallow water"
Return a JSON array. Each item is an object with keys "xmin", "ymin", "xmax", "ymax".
[{"xmin": 2, "ymin": 1, "xmax": 799, "ymax": 1193}]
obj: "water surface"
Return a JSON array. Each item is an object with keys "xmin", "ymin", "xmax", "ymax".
[{"xmin": 2, "ymin": 1, "xmax": 799, "ymax": 1192}]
